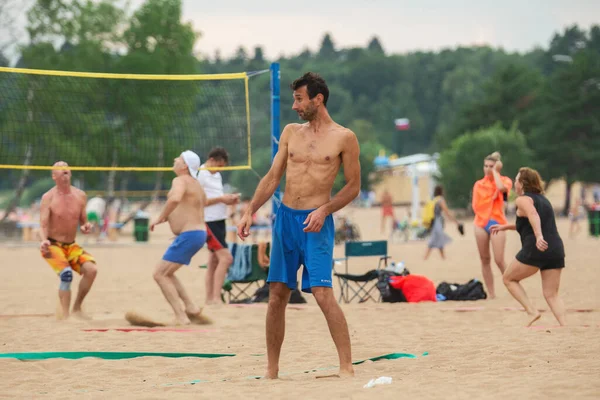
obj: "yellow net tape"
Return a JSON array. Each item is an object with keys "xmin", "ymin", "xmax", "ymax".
[{"xmin": 0, "ymin": 67, "xmax": 253, "ymax": 171}]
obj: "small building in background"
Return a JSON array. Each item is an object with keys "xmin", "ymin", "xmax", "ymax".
[{"xmin": 372, "ymin": 152, "xmax": 439, "ymax": 220}]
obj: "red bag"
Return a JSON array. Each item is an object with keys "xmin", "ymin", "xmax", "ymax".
[{"xmin": 389, "ymin": 275, "xmax": 437, "ymax": 303}]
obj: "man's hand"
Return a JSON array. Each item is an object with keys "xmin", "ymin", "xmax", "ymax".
[
  {"xmin": 150, "ymin": 217, "xmax": 166, "ymax": 232},
  {"xmin": 489, "ymin": 224, "xmax": 507, "ymax": 235},
  {"xmin": 535, "ymin": 235, "xmax": 548, "ymax": 252},
  {"xmin": 237, "ymin": 212, "xmax": 253, "ymax": 240},
  {"xmin": 40, "ymin": 240, "xmax": 51, "ymax": 256},
  {"xmin": 80, "ymin": 222, "xmax": 92, "ymax": 234},
  {"xmin": 303, "ymin": 207, "xmax": 328, "ymax": 233},
  {"xmin": 223, "ymin": 194, "xmax": 241, "ymax": 205}
]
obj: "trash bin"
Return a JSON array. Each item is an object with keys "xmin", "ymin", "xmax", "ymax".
[
  {"xmin": 133, "ymin": 211, "xmax": 150, "ymax": 242},
  {"xmin": 589, "ymin": 209, "xmax": 600, "ymax": 237}
]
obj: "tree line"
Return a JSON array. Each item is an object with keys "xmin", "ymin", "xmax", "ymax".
[{"xmin": 0, "ymin": 0, "xmax": 598, "ymax": 216}]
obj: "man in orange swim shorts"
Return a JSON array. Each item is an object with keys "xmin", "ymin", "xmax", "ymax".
[{"xmin": 39, "ymin": 161, "xmax": 98, "ymax": 319}]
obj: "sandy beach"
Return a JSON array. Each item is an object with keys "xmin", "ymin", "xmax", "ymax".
[{"xmin": 1, "ymin": 206, "xmax": 599, "ymax": 399}]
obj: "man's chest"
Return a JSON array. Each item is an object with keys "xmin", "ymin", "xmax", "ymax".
[
  {"xmin": 50, "ymin": 196, "xmax": 81, "ymax": 219},
  {"xmin": 288, "ymin": 136, "xmax": 342, "ymax": 165}
]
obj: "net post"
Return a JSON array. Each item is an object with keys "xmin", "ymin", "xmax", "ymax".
[{"xmin": 270, "ymin": 62, "xmax": 281, "ymax": 217}]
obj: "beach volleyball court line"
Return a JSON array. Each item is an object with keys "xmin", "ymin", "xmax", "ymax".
[
  {"xmin": 82, "ymin": 328, "xmax": 218, "ymax": 333},
  {"xmin": 162, "ymin": 352, "xmax": 427, "ymax": 385},
  {"xmin": 0, "ymin": 313, "xmax": 54, "ymax": 318},
  {"xmin": 0, "ymin": 351, "xmax": 235, "ymax": 360}
]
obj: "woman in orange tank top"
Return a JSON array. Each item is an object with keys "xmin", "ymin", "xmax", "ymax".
[{"xmin": 472, "ymin": 152, "xmax": 512, "ymax": 299}]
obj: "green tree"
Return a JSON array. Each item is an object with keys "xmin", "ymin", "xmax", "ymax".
[
  {"xmin": 530, "ymin": 49, "xmax": 600, "ymax": 214},
  {"xmin": 367, "ymin": 36, "xmax": 385, "ymax": 55},
  {"xmin": 318, "ymin": 33, "xmax": 336, "ymax": 60},
  {"xmin": 542, "ymin": 25, "xmax": 588, "ymax": 75},
  {"xmin": 0, "ymin": 0, "xmax": 124, "ymax": 218},
  {"xmin": 438, "ymin": 123, "xmax": 533, "ymax": 208},
  {"xmin": 437, "ymin": 62, "xmax": 544, "ymax": 148},
  {"xmin": 114, "ymin": 0, "xmax": 199, "ymax": 199}
]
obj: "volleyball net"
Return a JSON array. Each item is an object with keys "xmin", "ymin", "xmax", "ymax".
[{"xmin": 0, "ymin": 66, "xmax": 269, "ymax": 172}]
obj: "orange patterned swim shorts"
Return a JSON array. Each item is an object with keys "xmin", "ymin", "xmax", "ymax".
[{"xmin": 41, "ymin": 238, "xmax": 96, "ymax": 275}]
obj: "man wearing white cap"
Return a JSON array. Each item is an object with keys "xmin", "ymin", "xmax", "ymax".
[{"xmin": 150, "ymin": 150, "xmax": 211, "ymax": 325}]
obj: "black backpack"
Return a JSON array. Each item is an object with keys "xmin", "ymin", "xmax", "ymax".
[
  {"xmin": 436, "ymin": 279, "xmax": 487, "ymax": 301},
  {"xmin": 250, "ymin": 283, "xmax": 307, "ymax": 304},
  {"xmin": 376, "ymin": 270, "xmax": 409, "ymax": 303}
]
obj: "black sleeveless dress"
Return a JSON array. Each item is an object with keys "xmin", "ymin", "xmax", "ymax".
[{"xmin": 515, "ymin": 193, "xmax": 565, "ymax": 270}]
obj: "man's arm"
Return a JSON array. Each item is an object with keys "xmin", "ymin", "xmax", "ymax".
[
  {"xmin": 155, "ymin": 177, "xmax": 186, "ymax": 223},
  {"xmin": 39, "ymin": 192, "xmax": 52, "ymax": 242},
  {"xmin": 206, "ymin": 194, "xmax": 238, "ymax": 207},
  {"xmin": 246, "ymin": 124, "xmax": 292, "ymax": 215},
  {"xmin": 206, "ymin": 196, "xmax": 224, "ymax": 207},
  {"xmin": 320, "ymin": 130, "xmax": 361, "ymax": 216},
  {"xmin": 79, "ymin": 191, "xmax": 88, "ymax": 226}
]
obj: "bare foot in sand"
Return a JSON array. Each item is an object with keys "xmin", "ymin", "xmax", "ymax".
[
  {"xmin": 526, "ymin": 312, "xmax": 541, "ymax": 327},
  {"xmin": 264, "ymin": 369, "xmax": 279, "ymax": 379},
  {"xmin": 56, "ymin": 307, "xmax": 67, "ymax": 320},
  {"xmin": 186, "ymin": 310, "xmax": 213, "ymax": 325},
  {"xmin": 316, "ymin": 367, "xmax": 355, "ymax": 379},
  {"xmin": 205, "ymin": 302, "xmax": 224, "ymax": 309},
  {"xmin": 71, "ymin": 309, "xmax": 92, "ymax": 320},
  {"xmin": 174, "ymin": 316, "xmax": 192, "ymax": 326}
]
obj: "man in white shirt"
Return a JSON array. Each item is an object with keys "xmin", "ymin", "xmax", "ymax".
[
  {"xmin": 86, "ymin": 195, "xmax": 106, "ymax": 239},
  {"xmin": 197, "ymin": 147, "xmax": 240, "ymax": 305}
]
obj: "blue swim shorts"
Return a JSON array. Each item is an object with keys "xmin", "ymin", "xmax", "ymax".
[
  {"xmin": 162, "ymin": 230, "xmax": 207, "ymax": 265},
  {"xmin": 268, "ymin": 203, "xmax": 334, "ymax": 294},
  {"xmin": 484, "ymin": 219, "xmax": 499, "ymax": 235}
]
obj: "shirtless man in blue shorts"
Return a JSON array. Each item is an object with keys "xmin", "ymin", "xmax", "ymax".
[
  {"xmin": 238, "ymin": 72, "xmax": 361, "ymax": 379},
  {"xmin": 151, "ymin": 150, "xmax": 211, "ymax": 325}
]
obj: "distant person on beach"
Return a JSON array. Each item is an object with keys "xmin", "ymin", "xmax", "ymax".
[
  {"xmin": 151, "ymin": 151, "xmax": 211, "ymax": 325},
  {"xmin": 472, "ymin": 151, "xmax": 512, "ymax": 299},
  {"xmin": 491, "ymin": 167, "xmax": 566, "ymax": 327},
  {"xmin": 85, "ymin": 195, "xmax": 106, "ymax": 237},
  {"xmin": 568, "ymin": 197, "xmax": 585, "ymax": 238},
  {"xmin": 197, "ymin": 147, "xmax": 240, "ymax": 306},
  {"xmin": 39, "ymin": 161, "xmax": 98, "ymax": 320},
  {"xmin": 380, "ymin": 189, "xmax": 394, "ymax": 234},
  {"xmin": 424, "ymin": 185, "xmax": 462, "ymax": 260}
]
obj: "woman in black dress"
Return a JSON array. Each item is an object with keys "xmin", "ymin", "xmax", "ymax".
[{"xmin": 490, "ymin": 167, "xmax": 566, "ymax": 326}]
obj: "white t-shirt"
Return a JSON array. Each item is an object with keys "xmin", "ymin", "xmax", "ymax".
[
  {"xmin": 86, "ymin": 197, "xmax": 106, "ymax": 216},
  {"xmin": 197, "ymin": 164, "xmax": 227, "ymax": 222}
]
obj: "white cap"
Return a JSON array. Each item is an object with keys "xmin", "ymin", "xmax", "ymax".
[{"xmin": 181, "ymin": 150, "xmax": 201, "ymax": 178}]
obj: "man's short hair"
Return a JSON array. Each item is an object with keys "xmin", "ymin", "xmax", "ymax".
[
  {"xmin": 290, "ymin": 72, "xmax": 329, "ymax": 106},
  {"xmin": 208, "ymin": 147, "xmax": 229, "ymax": 163}
]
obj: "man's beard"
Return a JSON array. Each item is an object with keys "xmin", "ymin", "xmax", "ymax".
[{"xmin": 298, "ymin": 105, "xmax": 317, "ymax": 121}]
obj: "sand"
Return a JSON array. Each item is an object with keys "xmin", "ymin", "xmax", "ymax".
[{"xmin": 1, "ymin": 207, "xmax": 599, "ymax": 399}]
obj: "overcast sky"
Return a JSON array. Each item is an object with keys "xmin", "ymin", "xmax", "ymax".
[{"xmin": 5, "ymin": 0, "xmax": 600, "ymax": 62}]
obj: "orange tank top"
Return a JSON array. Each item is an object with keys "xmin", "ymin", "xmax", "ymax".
[{"xmin": 472, "ymin": 175, "xmax": 512, "ymax": 227}]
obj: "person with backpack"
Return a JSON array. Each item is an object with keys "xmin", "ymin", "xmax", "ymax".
[
  {"xmin": 423, "ymin": 185, "xmax": 462, "ymax": 260},
  {"xmin": 491, "ymin": 167, "xmax": 566, "ymax": 327}
]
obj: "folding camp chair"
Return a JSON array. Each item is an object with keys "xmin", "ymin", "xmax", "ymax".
[
  {"xmin": 333, "ymin": 240, "xmax": 390, "ymax": 303},
  {"xmin": 222, "ymin": 243, "xmax": 270, "ymax": 303}
]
